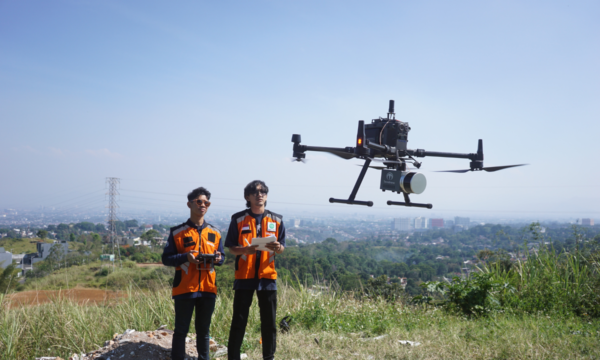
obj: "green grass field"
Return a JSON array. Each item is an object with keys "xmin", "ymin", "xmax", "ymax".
[
  {"xmin": 3, "ymin": 243, "xmax": 599, "ymax": 359},
  {"xmin": 20, "ymin": 260, "xmax": 173, "ymax": 291},
  {"xmin": 0, "ymin": 237, "xmax": 81, "ymax": 256},
  {"xmin": 1, "ymin": 282, "xmax": 599, "ymax": 360}
]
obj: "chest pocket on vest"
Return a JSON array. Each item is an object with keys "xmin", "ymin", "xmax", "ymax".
[
  {"xmin": 183, "ymin": 236, "xmax": 196, "ymax": 248},
  {"xmin": 208, "ymin": 233, "xmax": 216, "ymax": 243}
]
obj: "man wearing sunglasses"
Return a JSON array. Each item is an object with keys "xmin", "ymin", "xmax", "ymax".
[
  {"xmin": 225, "ymin": 180, "xmax": 286, "ymax": 360},
  {"xmin": 162, "ymin": 187, "xmax": 224, "ymax": 360}
]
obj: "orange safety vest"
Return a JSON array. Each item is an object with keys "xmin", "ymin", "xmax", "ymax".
[
  {"xmin": 170, "ymin": 222, "xmax": 221, "ymax": 296},
  {"xmin": 234, "ymin": 210, "xmax": 282, "ymax": 281}
]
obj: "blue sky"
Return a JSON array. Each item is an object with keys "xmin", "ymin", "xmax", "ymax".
[{"xmin": 1, "ymin": 0, "xmax": 598, "ymax": 220}]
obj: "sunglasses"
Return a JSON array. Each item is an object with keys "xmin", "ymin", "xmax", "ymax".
[
  {"xmin": 192, "ymin": 199, "xmax": 211, "ymax": 206},
  {"xmin": 251, "ymin": 190, "xmax": 268, "ymax": 196}
]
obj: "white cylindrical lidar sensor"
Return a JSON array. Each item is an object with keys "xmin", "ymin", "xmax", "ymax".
[{"xmin": 399, "ymin": 172, "xmax": 427, "ymax": 194}]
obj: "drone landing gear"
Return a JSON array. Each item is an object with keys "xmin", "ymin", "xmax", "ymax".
[
  {"xmin": 387, "ymin": 193, "xmax": 433, "ymax": 209},
  {"xmin": 329, "ymin": 159, "xmax": 374, "ymax": 207}
]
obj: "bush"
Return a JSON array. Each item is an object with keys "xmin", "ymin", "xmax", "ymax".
[{"xmin": 416, "ymin": 272, "xmax": 507, "ymax": 316}]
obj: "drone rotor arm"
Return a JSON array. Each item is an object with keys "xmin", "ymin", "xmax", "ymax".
[{"xmin": 302, "ymin": 145, "xmax": 358, "ymax": 160}]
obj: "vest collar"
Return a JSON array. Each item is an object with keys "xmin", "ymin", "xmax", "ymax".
[{"xmin": 186, "ymin": 218, "xmax": 207, "ymax": 232}]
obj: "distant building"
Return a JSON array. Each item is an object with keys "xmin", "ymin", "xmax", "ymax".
[
  {"xmin": 393, "ymin": 218, "xmax": 412, "ymax": 231},
  {"xmin": 414, "ymin": 217, "xmax": 428, "ymax": 230},
  {"xmin": 0, "ymin": 248, "xmax": 12, "ymax": 269},
  {"xmin": 32, "ymin": 241, "xmax": 69, "ymax": 264},
  {"xmin": 581, "ymin": 218, "xmax": 594, "ymax": 226},
  {"xmin": 455, "ymin": 217, "xmax": 470, "ymax": 229},
  {"xmin": 293, "ymin": 219, "xmax": 302, "ymax": 228},
  {"xmin": 430, "ymin": 218, "xmax": 444, "ymax": 228}
]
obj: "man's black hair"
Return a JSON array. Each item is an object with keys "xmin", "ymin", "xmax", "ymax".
[
  {"xmin": 187, "ymin": 187, "xmax": 211, "ymax": 202},
  {"xmin": 244, "ymin": 180, "xmax": 268, "ymax": 208}
]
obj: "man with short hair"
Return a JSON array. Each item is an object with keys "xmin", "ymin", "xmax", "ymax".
[
  {"xmin": 225, "ymin": 180, "xmax": 286, "ymax": 360},
  {"xmin": 162, "ymin": 187, "xmax": 224, "ymax": 360}
]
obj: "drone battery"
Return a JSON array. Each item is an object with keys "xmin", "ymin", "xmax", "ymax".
[{"xmin": 380, "ymin": 170, "xmax": 427, "ymax": 194}]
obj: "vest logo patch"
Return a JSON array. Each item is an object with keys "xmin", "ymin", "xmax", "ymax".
[
  {"xmin": 267, "ymin": 222, "xmax": 276, "ymax": 232},
  {"xmin": 208, "ymin": 233, "xmax": 216, "ymax": 243}
]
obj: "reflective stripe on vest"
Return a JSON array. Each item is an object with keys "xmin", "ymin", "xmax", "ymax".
[
  {"xmin": 234, "ymin": 210, "xmax": 281, "ymax": 280},
  {"xmin": 171, "ymin": 224, "xmax": 221, "ymax": 296}
]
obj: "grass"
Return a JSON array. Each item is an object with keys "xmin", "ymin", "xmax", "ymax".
[
  {"xmin": 1, "ymin": 281, "xmax": 599, "ymax": 359},
  {"xmin": 20, "ymin": 260, "xmax": 173, "ymax": 291},
  {"xmin": 485, "ymin": 245, "xmax": 600, "ymax": 317},
  {"xmin": 0, "ymin": 238, "xmax": 80, "ymax": 256}
]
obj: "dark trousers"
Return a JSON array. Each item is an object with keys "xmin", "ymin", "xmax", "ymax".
[
  {"xmin": 228, "ymin": 290, "xmax": 277, "ymax": 360},
  {"xmin": 173, "ymin": 297, "xmax": 216, "ymax": 360}
]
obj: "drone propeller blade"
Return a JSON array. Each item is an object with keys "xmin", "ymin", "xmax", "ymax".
[
  {"xmin": 356, "ymin": 164, "xmax": 417, "ymax": 170},
  {"xmin": 290, "ymin": 157, "xmax": 308, "ymax": 163},
  {"xmin": 368, "ymin": 157, "xmax": 403, "ymax": 164},
  {"xmin": 435, "ymin": 169, "xmax": 471, "ymax": 173},
  {"xmin": 483, "ymin": 164, "xmax": 528, "ymax": 172},
  {"xmin": 436, "ymin": 164, "xmax": 528, "ymax": 173}
]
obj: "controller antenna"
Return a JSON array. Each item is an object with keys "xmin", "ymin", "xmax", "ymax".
[{"xmin": 387, "ymin": 100, "xmax": 395, "ymax": 120}]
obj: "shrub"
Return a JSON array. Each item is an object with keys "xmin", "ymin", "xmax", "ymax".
[{"xmin": 416, "ymin": 272, "xmax": 507, "ymax": 316}]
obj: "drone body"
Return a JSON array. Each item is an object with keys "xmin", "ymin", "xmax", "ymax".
[{"xmin": 292, "ymin": 100, "xmax": 525, "ymax": 209}]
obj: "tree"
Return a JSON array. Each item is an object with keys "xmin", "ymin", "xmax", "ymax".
[
  {"xmin": 36, "ymin": 229, "xmax": 48, "ymax": 239},
  {"xmin": 124, "ymin": 220, "xmax": 139, "ymax": 228},
  {"xmin": 140, "ymin": 229, "xmax": 162, "ymax": 245},
  {"xmin": 75, "ymin": 222, "xmax": 95, "ymax": 231}
]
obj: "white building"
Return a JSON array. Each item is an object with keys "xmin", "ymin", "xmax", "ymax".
[
  {"xmin": 414, "ymin": 217, "xmax": 428, "ymax": 230},
  {"xmin": 0, "ymin": 248, "xmax": 12, "ymax": 269}
]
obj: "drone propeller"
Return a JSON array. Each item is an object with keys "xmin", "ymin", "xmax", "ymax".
[
  {"xmin": 290, "ymin": 157, "xmax": 308, "ymax": 164},
  {"xmin": 355, "ymin": 164, "xmax": 417, "ymax": 171},
  {"xmin": 436, "ymin": 164, "xmax": 528, "ymax": 173}
]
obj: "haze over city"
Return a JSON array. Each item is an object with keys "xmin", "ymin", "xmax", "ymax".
[{"xmin": 1, "ymin": 0, "xmax": 598, "ymax": 222}]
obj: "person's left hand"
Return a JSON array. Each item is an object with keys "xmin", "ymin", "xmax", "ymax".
[
  {"xmin": 265, "ymin": 241, "xmax": 283, "ymax": 254},
  {"xmin": 215, "ymin": 252, "xmax": 222, "ymax": 263}
]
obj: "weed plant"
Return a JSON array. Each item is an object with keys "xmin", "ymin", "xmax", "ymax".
[{"xmin": 486, "ymin": 244, "xmax": 600, "ymax": 317}]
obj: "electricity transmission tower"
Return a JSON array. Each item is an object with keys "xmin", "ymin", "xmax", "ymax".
[{"xmin": 106, "ymin": 177, "xmax": 121, "ymax": 270}]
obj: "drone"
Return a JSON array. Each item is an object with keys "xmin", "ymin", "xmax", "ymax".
[{"xmin": 291, "ymin": 100, "xmax": 526, "ymax": 209}]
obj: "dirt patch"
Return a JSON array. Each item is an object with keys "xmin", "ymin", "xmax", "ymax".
[
  {"xmin": 7, "ymin": 288, "xmax": 125, "ymax": 308},
  {"xmin": 136, "ymin": 263, "xmax": 164, "ymax": 268},
  {"xmin": 36, "ymin": 327, "xmax": 233, "ymax": 360}
]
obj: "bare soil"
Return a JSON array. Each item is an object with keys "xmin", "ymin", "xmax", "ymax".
[
  {"xmin": 136, "ymin": 263, "xmax": 164, "ymax": 268},
  {"xmin": 7, "ymin": 288, "xmax": 125, "ymax": 308}
]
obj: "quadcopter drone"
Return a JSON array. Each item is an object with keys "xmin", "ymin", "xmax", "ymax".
[{"xmin": 291, "ymin": 100, "xmax": 525, "ymax": 209}]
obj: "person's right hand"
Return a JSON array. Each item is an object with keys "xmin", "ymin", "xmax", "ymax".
[
  {"xmin": 243, "ymin": 245, "xmax": 259, "ymax": 254},
  {"xmin": 187, "ymin": 250, "xmax": 200, "ymax": 264}
]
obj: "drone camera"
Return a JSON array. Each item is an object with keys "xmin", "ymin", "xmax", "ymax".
[{"xmin": 380, "ymin": 169, "xmax": 427, "ymax": 194}]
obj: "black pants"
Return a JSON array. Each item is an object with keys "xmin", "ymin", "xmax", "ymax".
[
  {"xmin": 228, "ymin": 290, "xmax": 277, "ymax": 360},
  {"xmin": 173, "ymin": 297, "xmax": 216, "ymax": 360}
]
